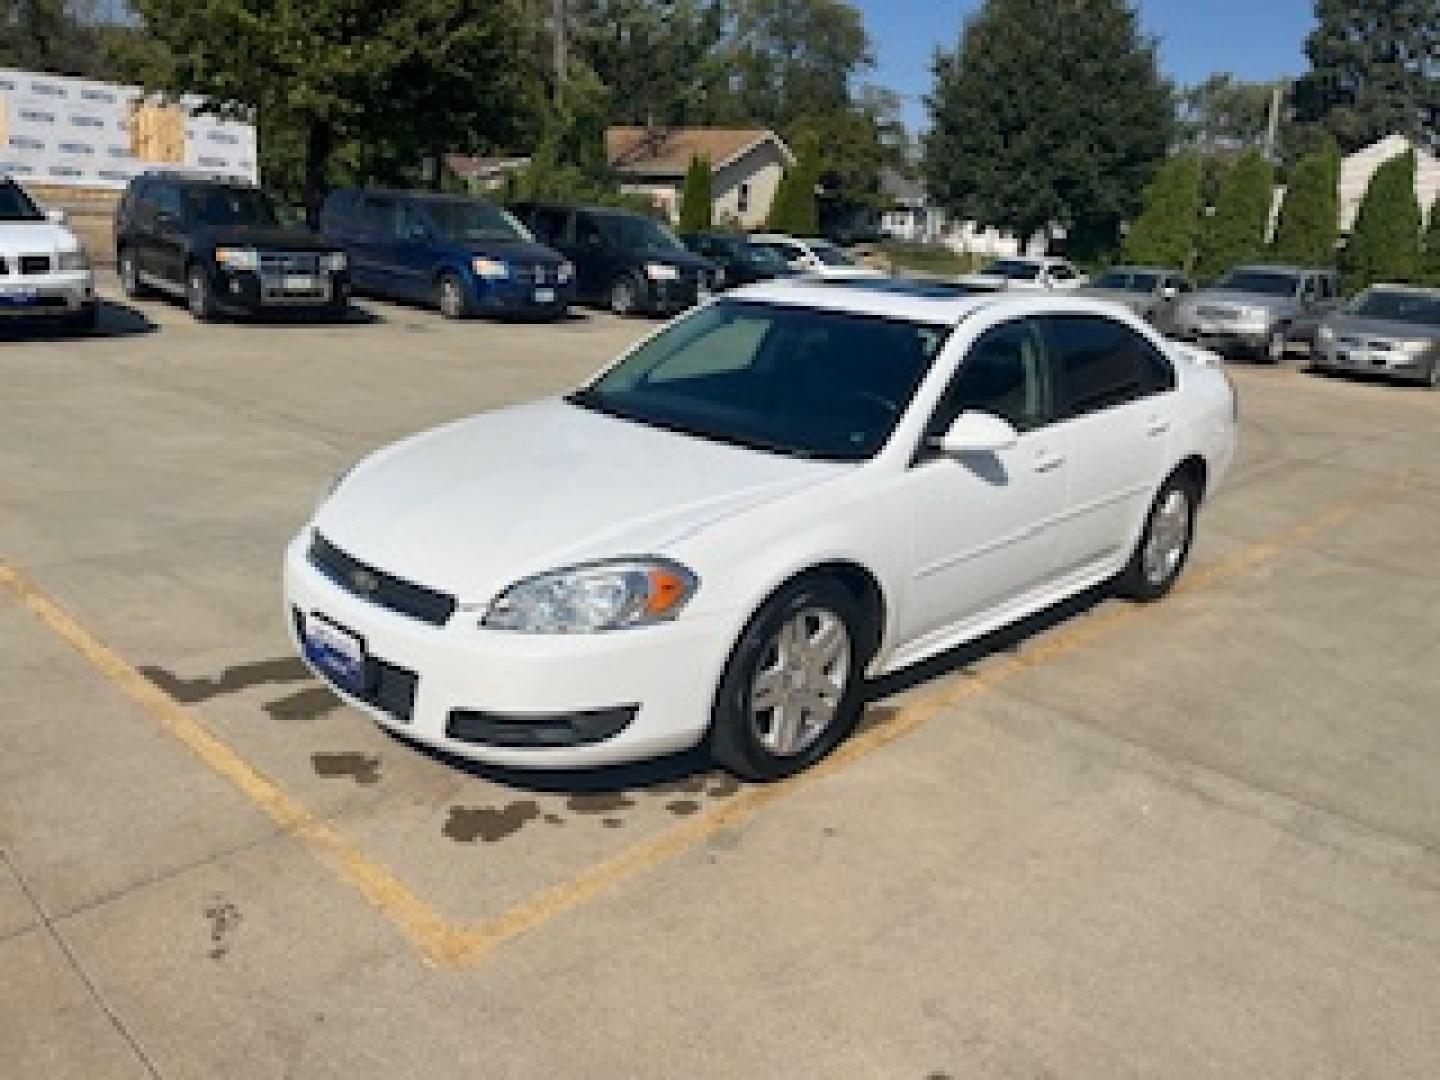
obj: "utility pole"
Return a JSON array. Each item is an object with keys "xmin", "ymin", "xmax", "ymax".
[
  {"xmin": 1263, "ymin": 80, "xmax": 1286, "ymax": 163},
  {"xmin": 552, "ymin": 0, "xmax": 569, "ymax": 89}
]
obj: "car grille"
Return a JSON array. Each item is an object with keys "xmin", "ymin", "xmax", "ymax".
[
  {"xmin": 259, "ymin": 251, "xmax": 321, "ymax": 275},
  {"xmin": 1195, "ymin": 305, "xmax": 1238, "ymax": 321},
  {"xmin": 18, "ymin": 255, "xmax": 51, "ymax": 276},
  {"xmin": 307, "ymin": 532, "xmax": 457, "ymax": 627},
  {"xmin": 513, "ymin": 264, "xmax": 559, "ymax": 285}
]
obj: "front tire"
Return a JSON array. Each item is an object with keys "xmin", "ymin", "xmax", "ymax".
[
  {"xmin": 186, "ymin": 263, "xmax": 219, "ymax": 322},
  {"xmin": 1261, "ymin": 326, "xmax": 1288, "ymax": 364},
  {"xmin": 710, "ymin": 577, "xmax": 868, "ymax": 782},
  {"xmin": 1426, "ymin": 359, "xmax": 1440, "ymax": 390},
  {"xmin": 608, "ymin": 273, "xmax": 643, "ymax": 318},
  {"xmin": 1116, "ymin": 472, "xmax": 1199, "ymax": 602}
]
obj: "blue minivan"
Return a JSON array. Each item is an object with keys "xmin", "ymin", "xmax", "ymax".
[{"xmin": 319, "ymin": 189, "xmax": 574, "ymax": 320}]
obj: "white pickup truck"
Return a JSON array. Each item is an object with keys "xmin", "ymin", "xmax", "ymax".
[{"xmin": 0, "ymin": 175, "xmax": 97, "ymax": 331}]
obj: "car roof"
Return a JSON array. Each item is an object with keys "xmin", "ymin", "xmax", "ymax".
[
  {"xmin": 1228, "ymin": 263, "xmax": 1332, "ymax": 275},
  {"xmin": 339, "ymin": 188, "xmax": 496, "ymax": 203},
  {"xmin": 725, "ymin": 278, "xmax": 1148, "ymax": 328},
  {"xmin": 1103, "ymin": 265, "xmax": 1178, "ymax": 275},
  {"xmin": 1364, "ymin": 282, "xmax": 1440, "ymax": 296}
]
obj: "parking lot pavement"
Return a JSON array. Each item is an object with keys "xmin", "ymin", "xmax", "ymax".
[{"xmin": 2, "ymin": 288, "xmax": 1439, "ymax": 1078}]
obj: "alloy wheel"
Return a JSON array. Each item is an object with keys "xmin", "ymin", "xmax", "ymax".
[
  {"xmin": 439, "ymin": 275, "xmax": 465, "ymax": 319},
  {"xmin": 1143, "ymin": 487, "xmax": 1192, "ymax": 586},
  {"xmin": 610, "ymin": 278, "xmax": 636, "ymax": 317},
  {"xmin": 748, "ymin": 607, "xmax": 851, "ymax": 758}
]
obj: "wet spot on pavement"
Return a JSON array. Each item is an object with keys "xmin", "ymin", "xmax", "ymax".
[
  {"xmin": 204, "ymin": 897, "xmax": 242, "ymax": 960},
  {"xmin": 665, "ymin": 799, "xmax": 700, "ymax": 817},
  {"xmin": 444, "ymin": 801, "xmax": 541, "ymax": 843},
  {"xmin": 566, "ymin": 792, "xmax": 636, "ymax": 816},
  {"xmin": 263, "ymin": 686, "xmax": 341, "ymax": 722},
  {"xmin": 141, "ymin": 657, "xmax": 310, "ymax": 705},
  {"xmin": 543, "ymin": 814, "xmax": 565, "ymax": 826},
  {"xmin": 602, "ymin": 818, "xmax": 623, "ymax": 828},
  {"xmin": 311, "ymin": 751, "xmax": 382, "ymax": 785}
]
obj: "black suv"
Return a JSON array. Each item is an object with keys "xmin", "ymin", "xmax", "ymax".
[
  {"xmin": 681, "ymin": 233, "xmax": 798, "ymax": 290},
  {"xmin": 115, "ymin": 173, "xmax": 350, "ymax": 321},
  {"xmin": 509, "ymin": 202, "xmax": 714, "ymax": 317}
]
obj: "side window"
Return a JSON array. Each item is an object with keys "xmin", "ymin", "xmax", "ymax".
[
  {"xmin": 737, "ymin": 182, "xmax": 751, "ymax": 215},
  {"xmin": 1045, "ymin": 315, "xmax": 1174, "ymax": 418},
  {"xmin": 529, "ymin": 207, "xmax": 568, "ymax": 243},
  {"xmin": 928, "ymin": 319, "xmax": 1053, "ymax": 438},
  {"xmin": 155, "ymin": 183, "xmax": 185, "ymax": 222},
  {"xmin": 396, "ymin": 202, "xmax": 429, "ymax": 241}
]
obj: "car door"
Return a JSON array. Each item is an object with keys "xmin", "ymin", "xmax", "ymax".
[
  {"xmin": 352, "ymin": 194, "xmax": 397, "ymax": 297},
  {"xmin": 1040, "ymin": 313, "xmax": 1176, "ymax": 580},
  {"xmin": 1290, "ymin": 272, "xmax": 1338, "ymax": 347},
  {"xmin": 572, "ymin": 212, "xmax": 617, "ymax": 300},
  {"xmin": 149, "ymin": 182, "xmax": 189, "ymax": 288},
  {"xmin": 901, "ymin": 317, "xmax": 1072, "ymax": 647},
  {"xmin": 388, "ymin": 200, "xmax": 436, "ymax": 300}
]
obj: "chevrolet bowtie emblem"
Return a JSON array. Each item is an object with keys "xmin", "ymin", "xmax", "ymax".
[{"xmin": 350, "ymin": 568, "xmax": 380, "ymax": 594}]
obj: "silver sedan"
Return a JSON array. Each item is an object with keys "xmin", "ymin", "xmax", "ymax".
[{"xmin": 1313, "ymin": 285, "xmax": 1440, "ymax": 388}]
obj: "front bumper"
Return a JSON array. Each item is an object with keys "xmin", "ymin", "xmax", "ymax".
[
  {"xmin": 0, "ymin": 269, "xmax": 94, "ymax": 317},
  {"xmin": 283, "ymin": 531, "xmax": 737, "ymax": 770},
  {"xmin": 213, "ymin": 266, "xmax": 351, "ymax": 310},
  {"xmin": 1313, "ymin": 341, "xmax": 1434, "ymax": 381},
  {"xmin": 1172, "ymin": 322, "xmax": 1270, "ymax": 352},
  {"xmin": 473, "ymin": 277, "xmax": 574, "ymax": 317}
]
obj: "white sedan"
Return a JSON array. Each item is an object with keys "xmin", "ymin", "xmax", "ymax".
[
  {"xmin": 285, "ymin": 280, "xmax": 1237, "ymax": 780},
  {"xmin": 747, "ymin": 234, "xmax": 886, "ymax": 280},
  {"xmin": 961, "ymin": 256, "xmax": 1085, "ymax": 292}
]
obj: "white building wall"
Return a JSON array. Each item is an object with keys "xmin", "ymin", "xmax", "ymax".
[
  {"xmin": 0, "ymin": 67, "xmax": 257, "ymax": 190},
  {"xmin": 713, "ymin": 143, "xmax": 787, "ymax": 230},
  {"xmin": 1339, "ymin": 134, "xmax": 1440, "ymax": 232}
]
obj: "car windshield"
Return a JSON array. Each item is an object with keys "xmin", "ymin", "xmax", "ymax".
[
  {"xmin": 0, "ymin": 181, "xmax": 43, "ymax": 221},
  {"xmin": 1095, "ymin": 270, "xmax": 1160, "ymax": 293},
  {"xmin": 187, "ymin": 186, "xmax": 297, "ymax": 229},
  {"xmin": 570, "ymin": 300, "xmax": 949, "ymax": 462},
  {"xmin": 424, "ymin": 198, "xmax": 533, "ymax": 243},
  {"xmin": 809, "ymin": 242, "xmax": 857, "ymax": 267},
  {"xmin": 984, "ymin": 259, "xmax": 1041, "ymax": 281},
  {"xmin": 1348, "ymin": 288, "xmax": 1440, "ymax": 328},
  {"xmin": 1215, "ymin": 270, "xmax": 1301, "ymax": 296},
  {"xmin": 598, "ymin": 213, "xmax": 685, "ymax": 252}
]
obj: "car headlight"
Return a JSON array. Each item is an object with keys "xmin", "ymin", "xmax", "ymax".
[
  {"xmin": 473, "ymin": 257, "xmax": 509, "ymax": 280},
  {"xmin": 645, "ymin": 262, "xmax": 679, "ymax": 282},
  {"xmin": 57, "ymin": 249, "xmax": 90, "ymax": 273},
  {"xmin": 1397, "ymin": 339, "xmax": 1430, "ymax": 354},
  {"xmin": 484, "ymin": 559, "xmax": 698, "ymax": 634},
  {"xmin": 214, "ymin": 247, "xmax": 259, "ymax": 271},
  {"xmin": 557, "ymin": 261, "xmax": 574, "ymax": 284},
  {"xmin": 323, "ymin": 252, "xmax": 348, "ymax": 273}
]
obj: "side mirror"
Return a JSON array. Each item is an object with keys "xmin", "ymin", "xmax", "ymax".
[
  {"xmin": 45, "ymin": 207, "xmax": 68, "ymax": 225},
  {"xmin": 934, "ymin": 412, "xmax": 1020, "ymax": 457}
]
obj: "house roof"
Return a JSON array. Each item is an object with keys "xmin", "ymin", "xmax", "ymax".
[{"xmin": 606, "ymin": 127, "xmax": 795, "ymax": 178}]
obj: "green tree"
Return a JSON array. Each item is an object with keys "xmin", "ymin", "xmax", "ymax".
[
  {"xmin": 1270, "ymin": 137, "xmax": 1341, "ymax": 265},
  {"xmin": 922, "ymin": 0, "xmax": 1172, "ymax": 261},
  {"xmin": 765, "ymin": 135, "xmax": 819, "ymax": 234},
  {"xmin": 1178, "ymin": 74, "xmax": 1278, "ymax": 153},
  {"xmin": 129, "ymin": 0, "xmax": 539, "ymax": 221},
  {"xmin": 1194, "ymin": 148, "xmax": 1275, "ymax": 282},
  {"xmin": 1340, "ymin": 150, "xmax": 1423, "ymax": 292},
  {"xmin": 1293, "ymin": 0, "xmax": 1439, "ymax": 153},
  {"xmin": 678, "ymin": 154, "xmax": 714, "ymax": 232},
  {"xmin": 1422, "ymin": 195, "xmax": 1440, "ymax": 288},
  {"xmin": 1121, "ymin": 152, "xmax": 1203, "ymax": 269}
]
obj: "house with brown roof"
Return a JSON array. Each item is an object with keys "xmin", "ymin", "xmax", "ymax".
[{"xmin": 605, "ymin": 127, "xmax": 795, "ymax": 230}]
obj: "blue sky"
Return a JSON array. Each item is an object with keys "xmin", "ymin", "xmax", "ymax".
[{"xmin": 855, "ymin": 0, "xmax": 1317, "ymax": 132}]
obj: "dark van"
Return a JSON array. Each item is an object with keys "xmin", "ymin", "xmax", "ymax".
[
  {"xmin": 320, "ymin": 190, "xmax": 574, "ymax": 320},
  {"xmin": 509, "ymin": 203, "xmax": 715, "ymax": 317}
]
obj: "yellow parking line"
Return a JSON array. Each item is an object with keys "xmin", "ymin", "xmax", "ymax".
[
  {"xmin": 0, "ymin": 474, "xmax": 1408, "ymax": 970},
  {"xmin": 0, "ymin": 562, "xmax": 462, "ymax": 967}
]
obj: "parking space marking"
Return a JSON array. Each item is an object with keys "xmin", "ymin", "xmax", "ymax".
[{"xmin": 0, "ymin": 473, "xmax": 1411, "ymax": 970}]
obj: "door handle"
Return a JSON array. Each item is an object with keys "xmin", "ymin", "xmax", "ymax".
[
  {"xmin": 1145, "ymin": 416, "xmax": 1171, "ymax": 436},
  {"xmin": 1033, "ymin": 448, "xmax": 1066, "ymax": 473}
]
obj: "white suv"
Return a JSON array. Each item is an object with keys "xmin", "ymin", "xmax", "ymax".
[{"xmin": 0, "ymin": 176, "xmax": 97, "ymax": 331}]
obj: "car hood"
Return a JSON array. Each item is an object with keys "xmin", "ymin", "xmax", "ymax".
[
  {"xmin": 457, "ymin": 238, "xmax": 565, "ymax": 265},
  {"xmin": 203, "ymin": 225, "xmax": 338, "ymax": 252},
  {"xmin": 0, "ymin": 218, "xmax": 78, "ymax": 253},
  {"xmin": 314, "ymin": 397, "xmax": 843, "ymax": 603},
  {"xmin": 1322, "ymin": 313, "xmax": 1440, "ymax": 344},
  {"xmin": 1182, "ymin": 289, "xmax": 1296, "ymax": 314}
]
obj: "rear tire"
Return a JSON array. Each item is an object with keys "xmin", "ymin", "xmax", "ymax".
[
  {"xmin": 1115, "ymin": 472, "xmax": 1199, "ymax": 602},
  {"xmin": 118, "ymin": 247, "xmax": 148, "ymax": 299},
  {"xmin": 709, "ymin": 576, "xmax": 868, "ymax": 782},
  {"xmin": 1427, "ymin": 360, "xmax": 1440, "ymax": 390}
]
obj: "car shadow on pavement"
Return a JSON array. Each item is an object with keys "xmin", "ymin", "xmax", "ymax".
[{"xmin": 0, "ymin": 298, "xmax": 156, "ymax": 342}]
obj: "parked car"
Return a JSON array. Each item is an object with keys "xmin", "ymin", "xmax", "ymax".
[
  {"xmin": 1172, "ymin": 264, "xmax": 1341, "ymax": 362},
  {"xmin": 747, "ymin": 234, "xmax": 885, "ymax": 280},
  {"xmin": 321, "ymin": 190, "xmax": 572, "ymax": 320},
  {"xmin": 1079, "ymin": 265, "xmax": 1194, "ymax": 333},
  {"xmin": 116, "ymin": 172, "xmax": 350, "ymax": 322},
  {"xmin": 509, "ymin": 202, "xmax": 714, "ymax": 317},
  {"xmin": 681, "ymin": 232, "xmax": 798, "ymax": 290},
  {"xmin": 960, "ymin": 256, "xmax": 1085, "ymax": 292},
  {"xmin": 1311, "ymin": 284, "xmax": 1440, "ymax": 388},
  {"xmin": 0, "ymin": 174, "xmax": 97, "ymax": 331},
  {"xmin": 286, "ymin": 281, "xmax": 1237, "ymax": 781}
]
